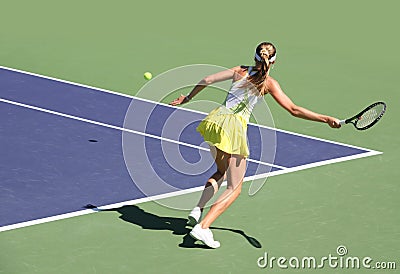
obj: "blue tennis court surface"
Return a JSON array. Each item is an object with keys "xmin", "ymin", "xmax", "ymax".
[{"xmin": 0, "ymin": 67, "xmax": 380, "ymax": 232}]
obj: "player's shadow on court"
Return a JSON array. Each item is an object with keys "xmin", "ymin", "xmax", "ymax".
[{"xmin": 84, "ymin": 204, "xmax": 261, "ymax": 249}]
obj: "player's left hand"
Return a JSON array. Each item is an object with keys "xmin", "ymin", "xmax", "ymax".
[{"xmin": 170, "ymin": 94, "xmax": 189, "ymax": 106}]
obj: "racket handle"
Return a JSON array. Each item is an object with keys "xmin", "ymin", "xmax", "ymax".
[{"xmin": 339, "ymin": 119, "xmax": 346, "ymax": 125}]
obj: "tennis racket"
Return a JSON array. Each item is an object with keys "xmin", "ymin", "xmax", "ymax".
[{"xmin": 340, "ymin": 102, "xmax": 386, "ymax": 130}]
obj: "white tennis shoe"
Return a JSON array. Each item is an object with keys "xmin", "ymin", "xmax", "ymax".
[
  {"xmin": 187, "ymin": 206, "xmax": 202, "ymax": 227},
  {"xmin": 190, "ymin": 224, "xmax": 220, "ymax": 249}
]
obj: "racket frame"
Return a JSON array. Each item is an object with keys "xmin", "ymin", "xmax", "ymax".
[{"xmin": 339, "ymin": 101, "xmax": 386, "ymax": 130}]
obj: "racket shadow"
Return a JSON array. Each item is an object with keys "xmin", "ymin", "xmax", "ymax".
[
  {"xmin": 83, "ymin": 204, "xmax": 262, "ymax": 249},
  {"xmin": 210, "ymin": 227, "xmax": 262, "ymax": 249}
]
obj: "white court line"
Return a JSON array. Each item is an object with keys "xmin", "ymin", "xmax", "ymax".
[
  {"xmin": 0, "ymin": 66, "xmax": 382, "ymax": 232},
  {"xmin": 0, "ymin": 188, "xmax": 206, "ymax": 233},
  {"xmin": 0, "ymin": 98, "xmax": 285, "ymax": 170}
]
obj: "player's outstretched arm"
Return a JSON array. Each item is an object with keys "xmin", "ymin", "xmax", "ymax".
[
  {"xmin": 169, "ymin": 67, "xmax": 241, "ymax": 106},
  {"xmin": 267, "ymin": 77, "xmax": 341, "ymax": 128}
]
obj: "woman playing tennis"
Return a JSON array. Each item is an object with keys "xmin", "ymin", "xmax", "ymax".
[{"xmin": 170, "ymin": 42, "xmax": 341, "ymax": 248}]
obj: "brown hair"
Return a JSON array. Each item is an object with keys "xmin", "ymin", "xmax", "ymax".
[{"xmin": 244, "ymin": 42, "xmax": 277, "ymax": 96}]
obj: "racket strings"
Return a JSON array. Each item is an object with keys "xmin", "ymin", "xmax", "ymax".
[{"xmin": 356, "ymin": 105, "xmax": 384, "ymax": 128}]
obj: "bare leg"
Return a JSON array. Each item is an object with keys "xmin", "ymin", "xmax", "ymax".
[
  {"xmin": 199, "ymin": 154, "xmax": 246, "ymax": 229},
  {"xmin": 195, "ymin": 146, "xmax": 228, "ymax": 210},
  {"xmin": 196, "ymin": 171, "xmax": 226, "ymax": 209}
]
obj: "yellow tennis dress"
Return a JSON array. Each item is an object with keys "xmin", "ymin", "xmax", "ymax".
[{"xmin": 196, "ymin": 67, "xmax": 260, "ymax": 157}]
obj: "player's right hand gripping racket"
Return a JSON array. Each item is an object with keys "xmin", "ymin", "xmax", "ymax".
[{"xmin": 340, "ymin": 102, "xmax": 387, "ymax": 130}]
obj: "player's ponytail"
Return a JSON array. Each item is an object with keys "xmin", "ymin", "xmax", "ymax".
[
  {"xmin": 260, "ymin": 52, "xmax": 270, "ymax": 76},
  {"xmin": 245, "ymin": 42, "xmax": 276, "ymax": 96}
]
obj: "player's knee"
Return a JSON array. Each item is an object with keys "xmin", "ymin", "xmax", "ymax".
[{"xmin": 206, "ymin": 179, "xmax": 219, "ymax": 194}]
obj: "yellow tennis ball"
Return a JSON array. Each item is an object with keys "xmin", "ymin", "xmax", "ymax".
[{"xmin": 144, "ymin": 72, "xmax": 152, "ymax": 80}]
